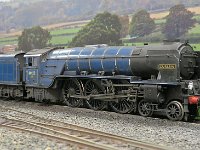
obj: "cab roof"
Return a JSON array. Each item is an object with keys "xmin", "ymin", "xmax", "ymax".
[
  {"xmin": 0, "ymin": 51, "xmax": 25, "ymax": 58},
  {"xmin": 24, "ymin": 47, "xmax": 63, "ymax": 57}
]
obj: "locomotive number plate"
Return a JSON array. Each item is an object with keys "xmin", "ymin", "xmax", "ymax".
[{"xmin": 158, "ymin": 64, "xmax": 176, "ymax": 69}]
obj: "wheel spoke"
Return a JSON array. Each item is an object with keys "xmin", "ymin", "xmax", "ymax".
[
  {"xmin": 85, "ymin": 80, "xmax": 106, "ymax": 110},
  {"xmin": 138, "ymin": 100, "xmax": 153, "ymax": 117},
  {"xmin": 166, "ymin": 101, "xmax": 184, "ymax": 121},
  {"xmin": 62, "ymin": 79, "xmax": 83, "ymax": 107},
  {"xmin": 110, "ymin": 80, "xmax": 136, "ymax": 114}
]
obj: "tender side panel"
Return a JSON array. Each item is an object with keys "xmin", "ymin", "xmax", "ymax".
[{"xmin": 0, "ymin": 57, "xmax": 20, "ymax": 84}]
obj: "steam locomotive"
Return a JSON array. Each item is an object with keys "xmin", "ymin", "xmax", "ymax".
[{"xmin": 0, "ymin": 41, "xmax": 200, "ymax": 121}]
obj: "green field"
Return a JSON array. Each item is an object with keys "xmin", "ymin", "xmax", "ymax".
[
  {"xmin": 0, "ymin": 36, "xmax": 18, "ymax": 45},
  {"xmin": 0, "ymin": 36, "xmax": 17, "ymax": 42},
  {"xmin": 154, "ymin": 14, "xmax": 200, "ymax": 25},
  {"xmin": 0, "ymin": 27, "xmax": 80, "ymax": 46},
  {"xmin": 189, "ymin": 24, "xmax": 200, "ymax": 34},
  {"xmin": 154, "ymin": 19, "xmax": 166, "ymax": 24},
  {"xmin": 0, "ymin": 14, "xmax": 200, "ymax": 46},
  {"xmin": 50, "ymin": 35, "xmax": 75, "ymax": 45},
  {"xmin": 49, "ymin": 27, "xmax": 80, "ymax": 44},
  {"xmin": 0, "ymin": 40, "xmax": 18, "ymax": 46},
  {"xmin": 193, "ymin": 15, "xmax": 200, "ymax": 21},
  {"xmin": 50, "ymin": 28, "xmax": 81, "ymax": 36}
]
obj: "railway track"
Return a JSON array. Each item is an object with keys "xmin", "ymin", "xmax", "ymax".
[{"xmin": 0, "ymin": 105, "xmax": 170, "ymax": 150}]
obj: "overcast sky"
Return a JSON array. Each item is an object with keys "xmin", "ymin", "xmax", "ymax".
[{"xmin": 0, "ymin": 0, "xmax": 10, "ymax": 2}]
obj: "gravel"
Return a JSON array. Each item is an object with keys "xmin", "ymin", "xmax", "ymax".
[
  {"xmin": 0, "ymin": 100, "xmax": 200, "ymax": 150},
  {"xmin": 0, "ymin": 128, "xmax": 74, "ymax": 150}
]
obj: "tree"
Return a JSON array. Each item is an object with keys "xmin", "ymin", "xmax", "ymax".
[
  {"xmin": 69, "ymin": 12, "xmax": 122, "ymax": 47},
  {"xmin": 162, "ymin": 4, "xmax": 196, "ymax": 39},
  {"xmin": 129, "ymin": 10, "xmax": 156, "ymax": 37},
  {"xmin": 18, "ymin": 26, "xmax": 52, "ymax": 52},
  {"xmin": 119, "ymin": 15, "xmax": 130, "ymax": 38}
]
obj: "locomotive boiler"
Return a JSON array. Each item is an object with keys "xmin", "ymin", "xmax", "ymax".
[
  {"xmin": 0, "ymin": 41, "xmax": 199, "ymax": 121},
  {"xmin": 52, "ymin": 42, "xmax": 196, "ymax": 80}
]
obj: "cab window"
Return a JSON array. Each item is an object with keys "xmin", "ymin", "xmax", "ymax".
[
  {"xmin": 28, "ymin": 57, "xmax": 33, "ymax": 66},
  {"xmin": 27, "ymin": 57, "xmax": 38, "ymax": 66}
]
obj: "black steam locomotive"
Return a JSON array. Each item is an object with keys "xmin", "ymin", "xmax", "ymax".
[{"xmin": 0, "ymin": 41, "xmax": 199, "ymax": 121}]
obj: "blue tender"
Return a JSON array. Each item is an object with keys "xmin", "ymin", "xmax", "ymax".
[{"xmin": 0, "ymin": 53, "xmax": 23, "ymax": 84}]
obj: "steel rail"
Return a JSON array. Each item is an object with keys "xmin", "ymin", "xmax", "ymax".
[
  {"xmin": 28, "ymin": 120, "xmax": 169, "ymax": 150},
  {"xmin": 0, "ymin": 105, "xmax": 170, "ymax": 150},
  {"xmin": 0, "ymin": 118, "xmax": 117, "ymax": 150}
]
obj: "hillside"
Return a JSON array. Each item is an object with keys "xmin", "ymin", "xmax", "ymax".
[
  {"xmin": 0, "ymin": 0, "xmax": 200, "ymax": 31},
  {"xmin": 1, "ymin": 6, "xmax": 200, "ymax": 49}
]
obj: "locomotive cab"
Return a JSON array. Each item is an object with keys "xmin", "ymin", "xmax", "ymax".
[
  {"xmin": 24, "ymin": 51, "xmax": 40, "ymax": 85},
  {"xmin": 23, "ymin": 48, "xmax": 57, "ymax": 86}
]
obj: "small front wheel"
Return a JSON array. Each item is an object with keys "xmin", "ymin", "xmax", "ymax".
[{"xmin": 166, "ymin": 101, "xmax": 184, "ymax": 121}]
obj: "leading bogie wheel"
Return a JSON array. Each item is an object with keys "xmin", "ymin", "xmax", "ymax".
[
  {"xmin": 166, "ymin": 101, "xmax": 184, "ymax": 121},
  {"xmin": 138, "ymin": 99, "xmax": 153, "ymax": 117},
  {"xmin": 62, "ymin": 78, "xmax": 83, "ymax": 107}
]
